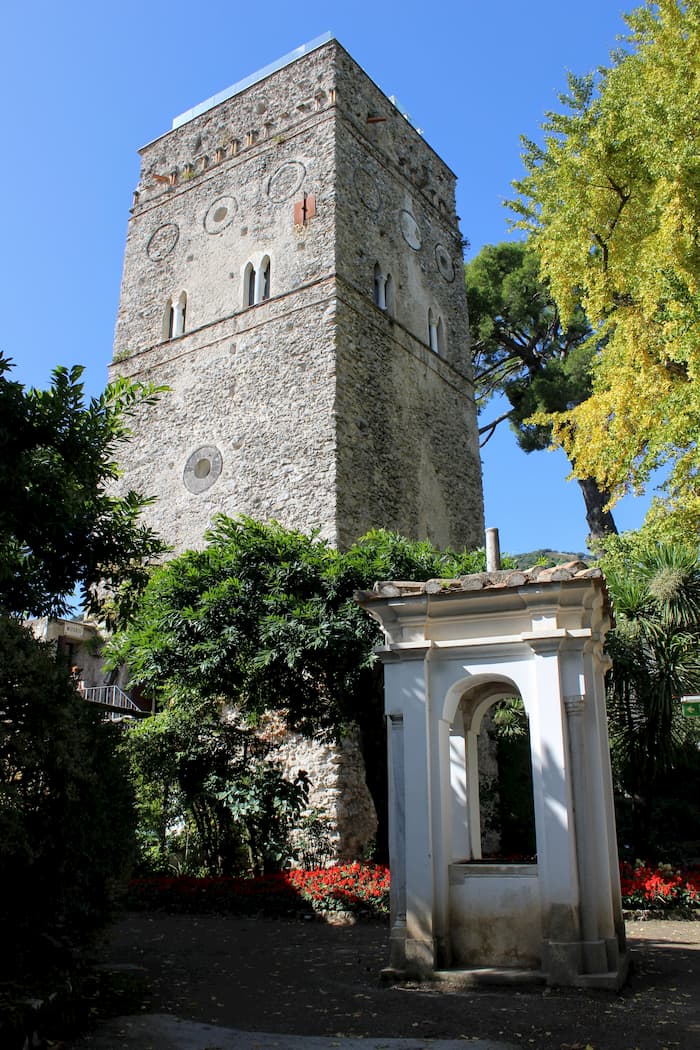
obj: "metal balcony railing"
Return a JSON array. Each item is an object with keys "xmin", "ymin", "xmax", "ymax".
[{"xmin": 80, "ymin": 684, "xmax": 141, "ymax": 714}]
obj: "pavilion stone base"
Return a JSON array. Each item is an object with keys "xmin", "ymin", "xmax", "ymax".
[
  {"xmin": 542, "ymin": 936, "xmax": 629, "ymax": 990},
  {"xmin": 449, "ymin": 863, "xmax": 542, "ymax": 969}
]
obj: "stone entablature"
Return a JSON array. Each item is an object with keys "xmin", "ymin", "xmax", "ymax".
[{"xmin": 357, "ymin": 565, "xmax": 628, "ymax": 989}]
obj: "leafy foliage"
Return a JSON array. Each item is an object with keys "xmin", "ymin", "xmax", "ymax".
[
  {"xmin": 110, "ymin": 517, "xmax": 490, "ymax": 860},
  {"xmin": 0, "ymin": 353, "xmax": 167, "ymax": 620},
  {"xmin": 0, "ymin": 615, "xmax": 135, "ymax": 974},
  {"xmin": 123, "ymin": 699, "xmax": 308, "ymax": 876},
  {"xmin": 465, "ymin": 241, "xmax": 616, "ymax": 538},
  {"xmin": 509, "ymin": 1, "xmax": 700, "ymax": 536},
  {"xmin": 0, "ymin": 353, "xmax": 168, "ymax": 992},
  {"xmin": 602, "ymin": 535, "xmax": 700, "ymax": 853},
  {"xmin": 110, "ymin": 517, "xmax": 487, "ymax": 726},
  {"xmin": 466, "ymin": 241, "xmax": 592, "ymax": 442}
]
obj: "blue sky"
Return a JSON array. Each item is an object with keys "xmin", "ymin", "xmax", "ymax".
[{"xmin": 2, "ymin": 0, "xmax": 651, "ymax": 555}]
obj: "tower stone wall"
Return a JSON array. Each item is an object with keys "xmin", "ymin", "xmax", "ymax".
[{"xmin": 110, "ymin": 37, "xmax": 483, "ymax": 552}]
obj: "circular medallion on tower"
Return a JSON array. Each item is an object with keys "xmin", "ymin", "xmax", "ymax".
[
  {"xmin": 435, "ymin": 244, "xmax": 455, "ymax": 282},
  {"xmin": 183, "ymin": 445, "xmax": 223, "ymax": 494},
  {"xmin": 267, "ymin": 161, "xmax": 306, "ymax": 203},
  {"xmin": 146, "ymin": 223, "xmax": 179, "ymax": 262},
  {"xmin": 204, "ymin": 196, "xmax": 238, "ymax": 234},
  {"xmin": 354, "ymin": 167, "xmax": 380, "ymax": 212},
  {"xmin": 399, "ymin": 209, "xmax": 422, "ymax": 251}
]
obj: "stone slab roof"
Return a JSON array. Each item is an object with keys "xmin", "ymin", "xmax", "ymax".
[{"xmin": 356, "ymin": 561, "xmax": 605, "ymax": 601}]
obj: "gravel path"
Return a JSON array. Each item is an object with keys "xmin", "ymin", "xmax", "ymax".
[{"xmin": 70, "ymin": 913, "xmax": 700, "ymax": 1050}]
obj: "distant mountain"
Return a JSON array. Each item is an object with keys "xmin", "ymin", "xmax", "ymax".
[{"xmin": 509, "ymin": 549, "xmax": 590, "ymax": 570}]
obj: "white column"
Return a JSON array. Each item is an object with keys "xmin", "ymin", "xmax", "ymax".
[
  {"xmin": 383, "ymin": 655, "xmax": 435, "ymax": 975},
  {"xmin": 387, "ymin": 711, "xmax": 406, "ymax": 969},
  {"xmin": 526, "ymin": 636, "xmax": 582, "ymax": 980},
  {"xmin": 465, "ymin": 727, "xmax": 482, "ymax": 859},
  {"xmin": 449, "ymin": 715, "xmax": 470, "ymax": 861}
]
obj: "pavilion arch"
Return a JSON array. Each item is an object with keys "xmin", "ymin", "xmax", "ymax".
[
  {"xmin": 443, "ymin": 674, "xmax": 536, "ymax": 867},
  {"xmin": 443, "ymin": 672, "xmax": 525, "ymax": 728}
]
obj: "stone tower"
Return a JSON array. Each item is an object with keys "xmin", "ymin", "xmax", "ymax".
[{"xmin": 110, "ymin": 34, "xmax": 483, "ymax": 553}]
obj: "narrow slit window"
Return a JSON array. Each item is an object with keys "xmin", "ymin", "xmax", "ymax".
[
  {"xmin": 246, "ymin": 264, "xmax": 256, "ymax": 307},
  {"xmin": 261, "ymin": 257, "xmax": 271, "ymax": 301},
  {"xmin": 385, "ymin": 273, "xmax": 394, "ymax": 316},
  {"xmin": 428, "ymin": 308, "xmax": 439, "ymax": 352},
  {"xmin": 374, "ymin": 264, "xmax": 386, "ymax": 309},
  {"xmin": 164, "ymin": 293, "xmax": 186, "ymax": 340}
]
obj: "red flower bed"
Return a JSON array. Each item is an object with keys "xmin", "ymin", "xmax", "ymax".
[
  {"xmin": 619, "ymin": 861, "xmax": 700, "ymax": 912},
  {"xmin": 126, "ymin": 861, "xmax": 700, "ymax": 919},
  {"xmin": 126, "ymin": 862, "xmax": 390, "ymax": 919}
]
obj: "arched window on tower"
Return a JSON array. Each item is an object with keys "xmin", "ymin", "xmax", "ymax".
[
  {"xmin": 385, "ymin": 273, "xmax": 394, "ymax": 316},
  {"xmin": 245, "ymin": 263, "xmax": 257, "ymax": 307},
  {"xmin": 260, "ymin": 256, "xmax": 271, "ymax": 301},
  {"xmin": 244, "ymin": 258, "xmax": 272, "ymax": 307},
  {"xmin": 374, "ymin": 265, "xmax": 394, "ymax": 315},
  {"xmin": 177, "ymin": 291, "xmax": 187, "ymax": 336},
  {"xmin": 428, "ymin": 308, "xmax": 438, "ymax": 352},
  {"xmin": 374, "ymin": 264, "xmax": 386, "ymax": 310},
  {"xmin": 164, "ymin": 292, "xmax": 187, "ymax": 340},
  {"xmin": 428, "ymin": 308, "xmax": 445, "ymax": 355}
]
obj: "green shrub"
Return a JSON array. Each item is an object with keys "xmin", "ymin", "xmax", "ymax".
[{"xmin": 0, "ymin": 616, "xmax": 136, "ymax": 975}]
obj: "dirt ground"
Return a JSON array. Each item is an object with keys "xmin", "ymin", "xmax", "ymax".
[{"xmin": 75, "ymin": 911, "xmax": 700, "ymax": 1050}]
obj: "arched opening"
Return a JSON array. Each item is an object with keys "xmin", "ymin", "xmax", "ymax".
[
  {"xmin": 244, "ymin": 262, "xmax": 256, "ymax": 307},
  {"xmin": 428, "ymin": 308, "xmax": 439, "ymax": 352},
  {"xmin": 436, "ymin": 315, "xmax": 446, "ymax": 355},
  {"xmin": 165, "ymin": 298, "xmax": 174, "ymax": 340},
  {"xmin": 164, "ymin": 292, "xmax": 187, "ymax": 340},
  {"xmin": 477, "ymin": 698, "xmax": 536, "ymax": 861},
  {"xmin": 385, "ymin": 273, "xmax": 394, "ymax": 316},
  {"xmin": 259, "ymin": 256, "xmax": 271, "ymax": 301},
  {"xmin": 445, "ymin": 677, "xmax": 536, "ymax": 865},
  {"xmin": 373, "ymin": 263, "xmax": 386, "ymax": 309},
  {"xmin": 176, "ymin": 291, "xmax": 187, "ymax": 336}
]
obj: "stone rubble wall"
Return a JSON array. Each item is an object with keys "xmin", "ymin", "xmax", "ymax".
[{"xmin": 273, "ymin": 729, "xmax": 378, "ymax": 862}]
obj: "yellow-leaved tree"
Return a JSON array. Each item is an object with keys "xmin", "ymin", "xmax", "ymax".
[{"xmin": 509, "ymin": 0, "xmax": 700, "ymax": 539}]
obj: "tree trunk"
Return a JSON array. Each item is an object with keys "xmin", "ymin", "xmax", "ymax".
[
  {"xmin": 356, "ymin": 666, "xmax": 389, "ymax": 864},
  {"xmin": 576, "ymin": 476, "xmax": 618, "ymax": 541}
]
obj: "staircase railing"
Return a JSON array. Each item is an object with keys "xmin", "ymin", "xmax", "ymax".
[{"xmin": 80, "ymin": 684, "xmax": 142, "ymax": 714}]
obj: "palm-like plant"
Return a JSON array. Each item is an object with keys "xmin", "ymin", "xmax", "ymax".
[{"xmin": 603, "ymin": 541, "xmax": 700, "ymax": 855}]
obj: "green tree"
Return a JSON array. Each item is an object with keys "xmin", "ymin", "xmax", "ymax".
[
  {"xmin": 465, "ymin": 241, "xmax": 617, "ymax": 539},
  {"xmin": 601, "ymin": 536, "xmax": 700, "ymax": 855},
  {"xmin": 509, "ymin": 0, "xmax": 700, "ymax": 538},
  {"xmin": 125, "ymin": 699, "xmax": 308, "ymax": 875},
  {"xmin": 0, "ymin": 353, "xmax": 166, "ymax": 978},
  {"xmin": 109, "ymin": 517, "xmax": 490, "ymax": 860},
  {"xmin": 0, "ymin": 616, "xmax": 135, "ymax": 974},
  {"xmin": 0, "ymin": 353, "xmax": 167, "ymax": 620}
]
